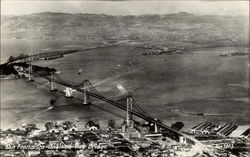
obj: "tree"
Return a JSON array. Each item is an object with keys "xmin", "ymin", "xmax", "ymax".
[
  {"xmin": 108, "ymin": 119, "xmax": 115, "ymax": 129},
  {"xmin": 7, "ymin": 56, "xmax": 15, "ymax": 62},
  {"xmin": 171, "ymin": 122, "xmax": 184, "ymax": 131},
  {"xmin": 18, "ymin": 53, "xmax": 28, "ymax": 59}
]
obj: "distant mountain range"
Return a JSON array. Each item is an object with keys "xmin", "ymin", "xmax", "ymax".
[{"xmin": 1, "ymin": 12, "xmax": 249, "ymax": 46}]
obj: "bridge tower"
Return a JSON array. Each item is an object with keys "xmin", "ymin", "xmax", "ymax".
[
  {"xmin": 50, "ymin": 72, "xmax": 57, "ymax": 92},
  {"xmin": 154, "ymin": 118, "xmax": 160, "ymax": 133},
  {"xmin": 126, "ymin": 96, "xmax": 133, "ymax": 127},
  {"xmin": 83, "ymin": 80, "xmax": 90, "ymax": 105},
  {"xmin": 28, "ymin": 64, "xmax": 34, "ymax": 82}
]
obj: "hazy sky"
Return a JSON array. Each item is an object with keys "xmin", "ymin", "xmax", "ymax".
[{"xmin": 1, "ymin": 1, "xmax": 249, "ymax": 16}]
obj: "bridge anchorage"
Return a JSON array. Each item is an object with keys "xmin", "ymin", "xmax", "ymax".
[
  {"xmin": 64, "ymin": 87, "xmax": 74, "ymax": 98},
  {"xmin": 58, "ymin": 78, "xmax": 91, "ymax": 105}
]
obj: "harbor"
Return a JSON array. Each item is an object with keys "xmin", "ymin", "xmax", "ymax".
[{"xmin": 1, "ymin": 1, "xmax": 249, "ymax": 156}]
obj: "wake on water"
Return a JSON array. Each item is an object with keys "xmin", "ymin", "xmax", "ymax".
[{"xmin": 47, "ymin": 106, "xmax": 54, "ymax": 110}]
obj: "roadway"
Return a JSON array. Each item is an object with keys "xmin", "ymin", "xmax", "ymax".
[
  {"xmin": 14, "ymin": 62, "xmax": 212, "ymax": 155},
  {"xmin": 44, "ymin": 74, "xmax": 205, "ymax": 146}
]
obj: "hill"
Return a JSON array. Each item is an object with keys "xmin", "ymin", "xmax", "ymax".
[{"xmin": 1, "ymin": 12, "xmax": 249, "ymax": 46}]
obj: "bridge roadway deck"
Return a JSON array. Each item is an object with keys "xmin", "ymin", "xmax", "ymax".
[
  {"xmin": 8, "ymin": 40, "xmax": 129, "ymax": 64},
  {"xmin": 14, "ymin": 64, "xmax": 211, "ymax": 154},
  {"xmin": 44, "ymin": 76, "xmax": 205, "ymax": 147}
]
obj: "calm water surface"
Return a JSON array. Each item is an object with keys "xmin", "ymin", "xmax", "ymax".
[{"xmin": 1, "ymin": 39, "xmax": 249, "ymax": 130}]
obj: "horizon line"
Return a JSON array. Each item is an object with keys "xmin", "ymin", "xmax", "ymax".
[{"xmin": 2, "ymin": 11, "xmax": 249, "ymax": 17}]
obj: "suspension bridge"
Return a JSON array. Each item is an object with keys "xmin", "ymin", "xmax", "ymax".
[{"xmin": 13, "ymin": 63, "xmax": 212, "ymax": 154}]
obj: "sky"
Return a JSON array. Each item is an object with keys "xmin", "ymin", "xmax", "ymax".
[{"xmin": 1, "ymin": 0, "xmax": 249, "ymax": 16}]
